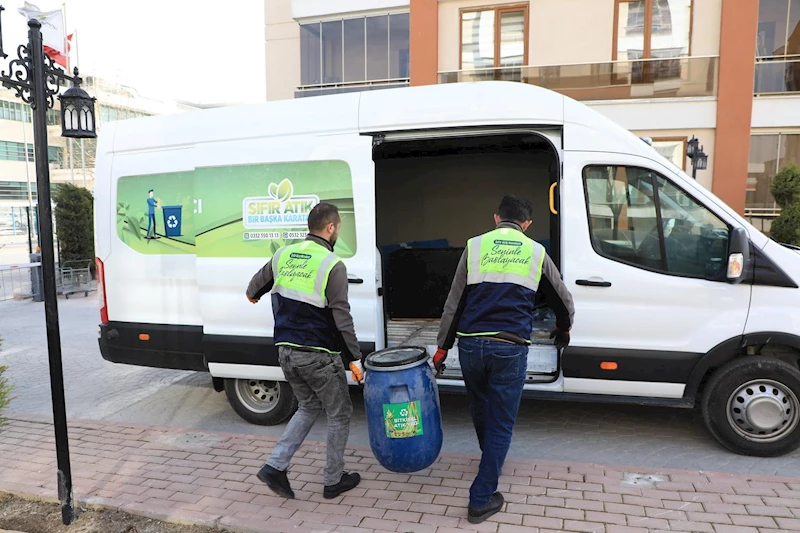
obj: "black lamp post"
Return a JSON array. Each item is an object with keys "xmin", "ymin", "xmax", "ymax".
[
  {"xmin": 0, "ymin": 8, "xmax": 97, "ymax": 526},
  {"xmin": 686, "ymin": 135, "xmax": 709, "ymax": 180}
]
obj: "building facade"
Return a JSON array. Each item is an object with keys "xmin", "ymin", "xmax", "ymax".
[
  {"xmin": 0, "ymin": 77, "xmax": 197, "ymax": 236},
  {"xmin": 265, "ymin": 0, "xmax": 800, "ymax": 227}
]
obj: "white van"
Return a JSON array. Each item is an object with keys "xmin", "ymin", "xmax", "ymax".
[{"xmin": 94, "ymin": 81, "xmax": 800, "ymax": 457}]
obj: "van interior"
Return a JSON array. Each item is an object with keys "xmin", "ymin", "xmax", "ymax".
[{"xmin": 373, "ymin": 131, "xmax": 561, "ymax": 380}]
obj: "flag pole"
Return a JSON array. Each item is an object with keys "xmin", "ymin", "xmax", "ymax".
[{"xmin": 61, "ymin": 3, "xmax": 74, "ymax": 185}]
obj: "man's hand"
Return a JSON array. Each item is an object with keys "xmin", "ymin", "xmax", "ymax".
[
  {"xmin": 550, "ymin": 329, "xmax": 570, "ymax": 350},
  {"xmin": 247, "ymin": 296, "xmax": 259, "ymax": 304},
  {"xmin": 432, "ymin": 348, "xmax": 448, "ymax": 376},
  {"xmin": 349, "ymin": 360, "xmax": 365, "ymax": 384}
]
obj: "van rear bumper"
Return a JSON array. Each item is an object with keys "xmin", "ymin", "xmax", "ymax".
[{"xmin": 99, "ymin": 322, "xmax": 207, "ymax": 372}]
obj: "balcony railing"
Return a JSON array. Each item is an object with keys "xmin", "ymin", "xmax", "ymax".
[
  {"xmin": 296, "ymin": 78, "xmax": 410, "ymax": 98},
  {"xmin": 439, "ymin": 56, "xmax": 719, "ymax": 101},
  {"xmin": 755, "ymin": 57, "xmax": 800, "ymax": 95}
]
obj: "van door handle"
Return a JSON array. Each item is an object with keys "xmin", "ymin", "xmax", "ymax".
[
  {"xmin": 576, "ymin": 279, "xmax": 612, "ymax": 288},
  {"xmin": 549, "ymin": 182, "xmax": 558, "ymax": 215},
  {"xmin": 348, "ymin": 276, "xmax": 364, "ymax": 284}
]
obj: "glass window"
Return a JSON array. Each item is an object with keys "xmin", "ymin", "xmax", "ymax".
[
  {"xmin": 616, "ymin": 0, "xmax": 691, "ymax": 60},
  {"xmin": 584, "ymin": 166, "xmax": 663, "ymax": 271},
  {"xmin": 655, "ymin": 176, "xmax": 730, "ymax": 278},
  {"xmin": 461, "ymin": 10, "xmax": 495, "ymax": 70},
  {"xmin": 460, "ymin": 7, "xmax": 527, "ymax": 70},
  {"xmin": 301, "ymin": 14, "xmax": 409, "ymax": 88},
  {"xmin": 321, "ymin": 21, "xmax": 343, "ymax": 85},
  {"xmin": 747, "ymin": 133, "xmax": 800, "ymax": 211},
  {"xmin": 366, "ymin": 15, "xmax": 389, "ymax": 81},
  {"xmin": 747, "ymin": 135, "xmax": 780, "ymax": 210},
  {"xmin": 343, "ymin": 18, "xmax": 366, "ymax": 83},
  {"xmin": 499, "ymin": 10, "xmax": 525, "ymax": 67},
  {"xmin": 651, "ymin": 138, "xmax": 686, "ymax": 170},
  {"xmin": 389, "ymin": 14, "xmax": 410, "ymax": 79},
  {"xmin": 584, "ymin": 165, "xmax": 730, "ymax": 279},
  {"xmin": 758, "ymin": 0, "xmax": 791, "ymax": 57},
  {"xmin": 300, "ymin": 23, "xmax": 321, "ymax": 86}
]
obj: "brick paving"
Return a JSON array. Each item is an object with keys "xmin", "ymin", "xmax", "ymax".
[{"xmin": 1, "ymin": 416, "xmax": 800, "ymax": 533}]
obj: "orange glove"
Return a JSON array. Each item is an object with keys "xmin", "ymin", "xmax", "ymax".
[
  {"xmin": 433, "ymin": 348, "xmax": 448, "ymax": 375},
  {"xmin": 349, "ymin": 360, "xmax": 364, "ymax": 384},
  {"xmin": 247, "ymin": 296, "xmax": 259, "ymax": 304}
]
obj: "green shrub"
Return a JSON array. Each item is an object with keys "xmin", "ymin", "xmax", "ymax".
[
  {"xmin": 53, "ymin": 184, "xmax": 95, "ymax": 266},
  {"xmin": 0, "ymin": 339, "xmax": 11, "ymax": 428},
  {"xmin": 770, "ymin": 164, "xmax": 800, "ymax": 246}
]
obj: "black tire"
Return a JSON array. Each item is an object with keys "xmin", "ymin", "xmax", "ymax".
[
  {"xmin": 702, "ymin": 356, "xmax": 800, "ymax": 457},
  {"xmin": 224, "ymin": 378, "xmax": 297, "ymax": 426}
]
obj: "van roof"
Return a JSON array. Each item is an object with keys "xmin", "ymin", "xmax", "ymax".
[{"xmin": 107, "ymin": 81, "xmax": 651, "ymax": 160}]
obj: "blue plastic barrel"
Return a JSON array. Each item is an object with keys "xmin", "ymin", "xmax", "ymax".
[
  {"xmin": 162, "ymin": 205, "xmax": 183, "ymax": 237},
  {"xmin": 364, "ymin": 347, "xmax": 443, "ymax": 473}
]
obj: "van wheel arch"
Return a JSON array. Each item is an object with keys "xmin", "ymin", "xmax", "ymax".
[{"xmin": 685, "ymin": 333, "xmax": 800, "ymax": 404}]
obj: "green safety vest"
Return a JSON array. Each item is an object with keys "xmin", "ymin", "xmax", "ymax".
[
  {"xmin": 272, "ymin": 240, "xmax": 341, "ymax": 309},
  {"xmin": 466, "ymin": 227, "xmax": 546, "ymax": 290}
]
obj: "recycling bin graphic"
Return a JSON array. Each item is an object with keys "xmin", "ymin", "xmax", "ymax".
[{"xmin": 162, "ymin": 205, "xmax": 183, "ymax": 237}]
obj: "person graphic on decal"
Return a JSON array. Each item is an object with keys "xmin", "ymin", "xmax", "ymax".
[{"xmin": 146, "ymin": 189, "xmax": 159, "ymax": 239}]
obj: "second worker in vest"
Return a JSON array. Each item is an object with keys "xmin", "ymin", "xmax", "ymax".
[
  {"xmin": 433, "ymin": 195, "xmax": 575, "ymax": 524},
  {"xmin": 246, "ymin": 202, "xmax": 364, "ymax": 500}
]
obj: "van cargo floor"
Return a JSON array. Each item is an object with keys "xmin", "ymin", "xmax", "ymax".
[{"xmin": 387, "ymin": 319, "xmax": 440, "ymax": 348}]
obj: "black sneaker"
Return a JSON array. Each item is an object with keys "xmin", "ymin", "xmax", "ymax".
[
  {"xmin": 257, "ymin": 464, "xmax": 295, "ymax": 499},
  {"xmin": 323, "ymin": 472, "xmax": 361, "ymax": 499},
  {"xmin": 467, "ymin": 492, "xmax": 504, "ymax": 524}
]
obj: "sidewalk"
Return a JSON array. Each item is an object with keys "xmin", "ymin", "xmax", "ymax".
[{"xmin": 1, "ymin": 415, "xmax": 799, "ymax": 533}]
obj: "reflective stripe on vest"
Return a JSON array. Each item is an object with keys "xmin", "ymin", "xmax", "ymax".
[
  {"xmin": 466, "ymin": 227, "xmax": 546, "ymax": 291},
  {"xmin": 272, "ymin": 240, "xmax": 340, "ymax": 308}
]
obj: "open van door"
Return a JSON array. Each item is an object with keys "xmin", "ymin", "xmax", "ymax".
[
  {"xmin": 191, "ymin": 132, "xmax": 378, "ymax": 424},
  {"xmin": 561, "ymin": 151, "xmax": 751, "ymax": 400}
]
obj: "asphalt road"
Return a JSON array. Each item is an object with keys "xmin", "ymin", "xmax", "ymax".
[{"xmin": 2, "ymin": 294, "xmax": 800, "ymax": 476}]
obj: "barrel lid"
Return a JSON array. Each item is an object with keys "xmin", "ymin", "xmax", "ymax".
[{"xmin": 365, "ymin": 346, "xmax": 428, "ymax": 369}]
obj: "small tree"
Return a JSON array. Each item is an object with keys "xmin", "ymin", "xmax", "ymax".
[
  {"xmin": 771, "ymin": 164, "xmax": 800, "ymax": 246},
  {"xmin": 53, "ymin": 184, "xmax": 95, "ymax": 265},
  {"xmin": 0, "ymin": 338, "xmax": 11, "ymax": 429}
]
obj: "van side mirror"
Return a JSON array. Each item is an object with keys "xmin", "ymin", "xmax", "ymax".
[{"xmin": 726, "ymin": 227, "xmax": 751, "ymax": 284}]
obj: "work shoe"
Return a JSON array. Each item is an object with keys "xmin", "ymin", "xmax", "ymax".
[
  {"xmin": 323, "ymin": 472, "xmax": 361, "ymax": 499},
  {"xmin": 256, "ymin": 464, "xmax": 295, "ymax": 499},
  {"xmin": 467, "ymin": 492, "xmax": 504, "ymax": 524}
]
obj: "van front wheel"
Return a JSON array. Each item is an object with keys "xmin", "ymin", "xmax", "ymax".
[
  {"xmin": 224, "ymin": 378, "xmax": 297, "ymax": 426},
  {"xmin": 702, "ymin": 356, "xmax": 800, "ymax": 457}
]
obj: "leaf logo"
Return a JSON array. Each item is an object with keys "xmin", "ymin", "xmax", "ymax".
[{"xmin": 269, "ymin": 179, "xmax": 294, "ymax": 202}]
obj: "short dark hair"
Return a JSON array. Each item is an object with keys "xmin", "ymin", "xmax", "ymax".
[
  {"xmin": 308, "ymin": 202, "xmax": 341, "ymax": 232},
  {"xmin": 148, "ymin": 189, "xmax": 154, "ymax": 194},
  {"xmin": 497, "ymin": 195, "xmax": 532, "ymax": 223}
]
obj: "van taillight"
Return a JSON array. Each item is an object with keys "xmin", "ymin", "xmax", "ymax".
[{"xmin": 96, "ymin": 257, "xmax": 108, "ymax": 325}]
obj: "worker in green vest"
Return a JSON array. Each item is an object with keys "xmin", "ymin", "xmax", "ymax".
[
  {"xmin": 246, "ymin": 202, "xmax": 364, "ymax": 500},
  {"xmin": 434, "ymin": 195, "xmax": 575, "ymax": 524}
]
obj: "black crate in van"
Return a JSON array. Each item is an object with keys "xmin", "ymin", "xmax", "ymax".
[{"xmin": 386, "ymin": 247, "xmax": 464, "ymax": 319}]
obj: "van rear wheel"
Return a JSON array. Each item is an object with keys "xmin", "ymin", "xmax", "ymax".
[
  {"xmin": 702, "ymin": 356, "xmax": 800, "ymax": 457},
  {"xmin": 224, "ymin": 378, "xmax": 297, "ymax": 426}
]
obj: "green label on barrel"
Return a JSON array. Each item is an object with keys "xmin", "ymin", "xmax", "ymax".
[{"xmin": 383, "ymin": 400, "xmax": 424, "ymax": 439}]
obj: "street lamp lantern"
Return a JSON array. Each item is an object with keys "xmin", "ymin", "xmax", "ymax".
[
  {"xmin": 687, "ymin": 135, "xmax": 699, "ymax": 158},
  {"xmin": 695, "ymin": 146, "xmax": 709, "ymax": 171},
  {"xmin": 685, "ymin": 135, "xmax": 708, "ymax": 180},
  {"xmin": 59, "ymin": 69, "xmax": 97, "ymax": 139}
]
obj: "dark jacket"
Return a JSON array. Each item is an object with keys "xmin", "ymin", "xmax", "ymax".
[
  {"xmin": 246, "ymin": 234, "xmax": 361, "ymax": 361},
  {"xmin": 437, "ymin": 222, "xmax": 575, "ymax": 350}
]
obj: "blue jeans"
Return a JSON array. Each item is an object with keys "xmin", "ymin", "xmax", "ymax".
[
  {"xmin": 458, "ymin": 337, "xmax": 527, "ymax": 508},
  {"xmin": 146, "ymin": 213, "xmax": 156, "ymax": 237}
]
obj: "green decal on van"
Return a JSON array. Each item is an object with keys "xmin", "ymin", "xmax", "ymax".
[
  {"xmin": 115, "ymin": 161, "xmax": 357, "ymax": 258},
  {"xmin": 116, "ymin": 171, "xmax": 196, "ymax": 255}
]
